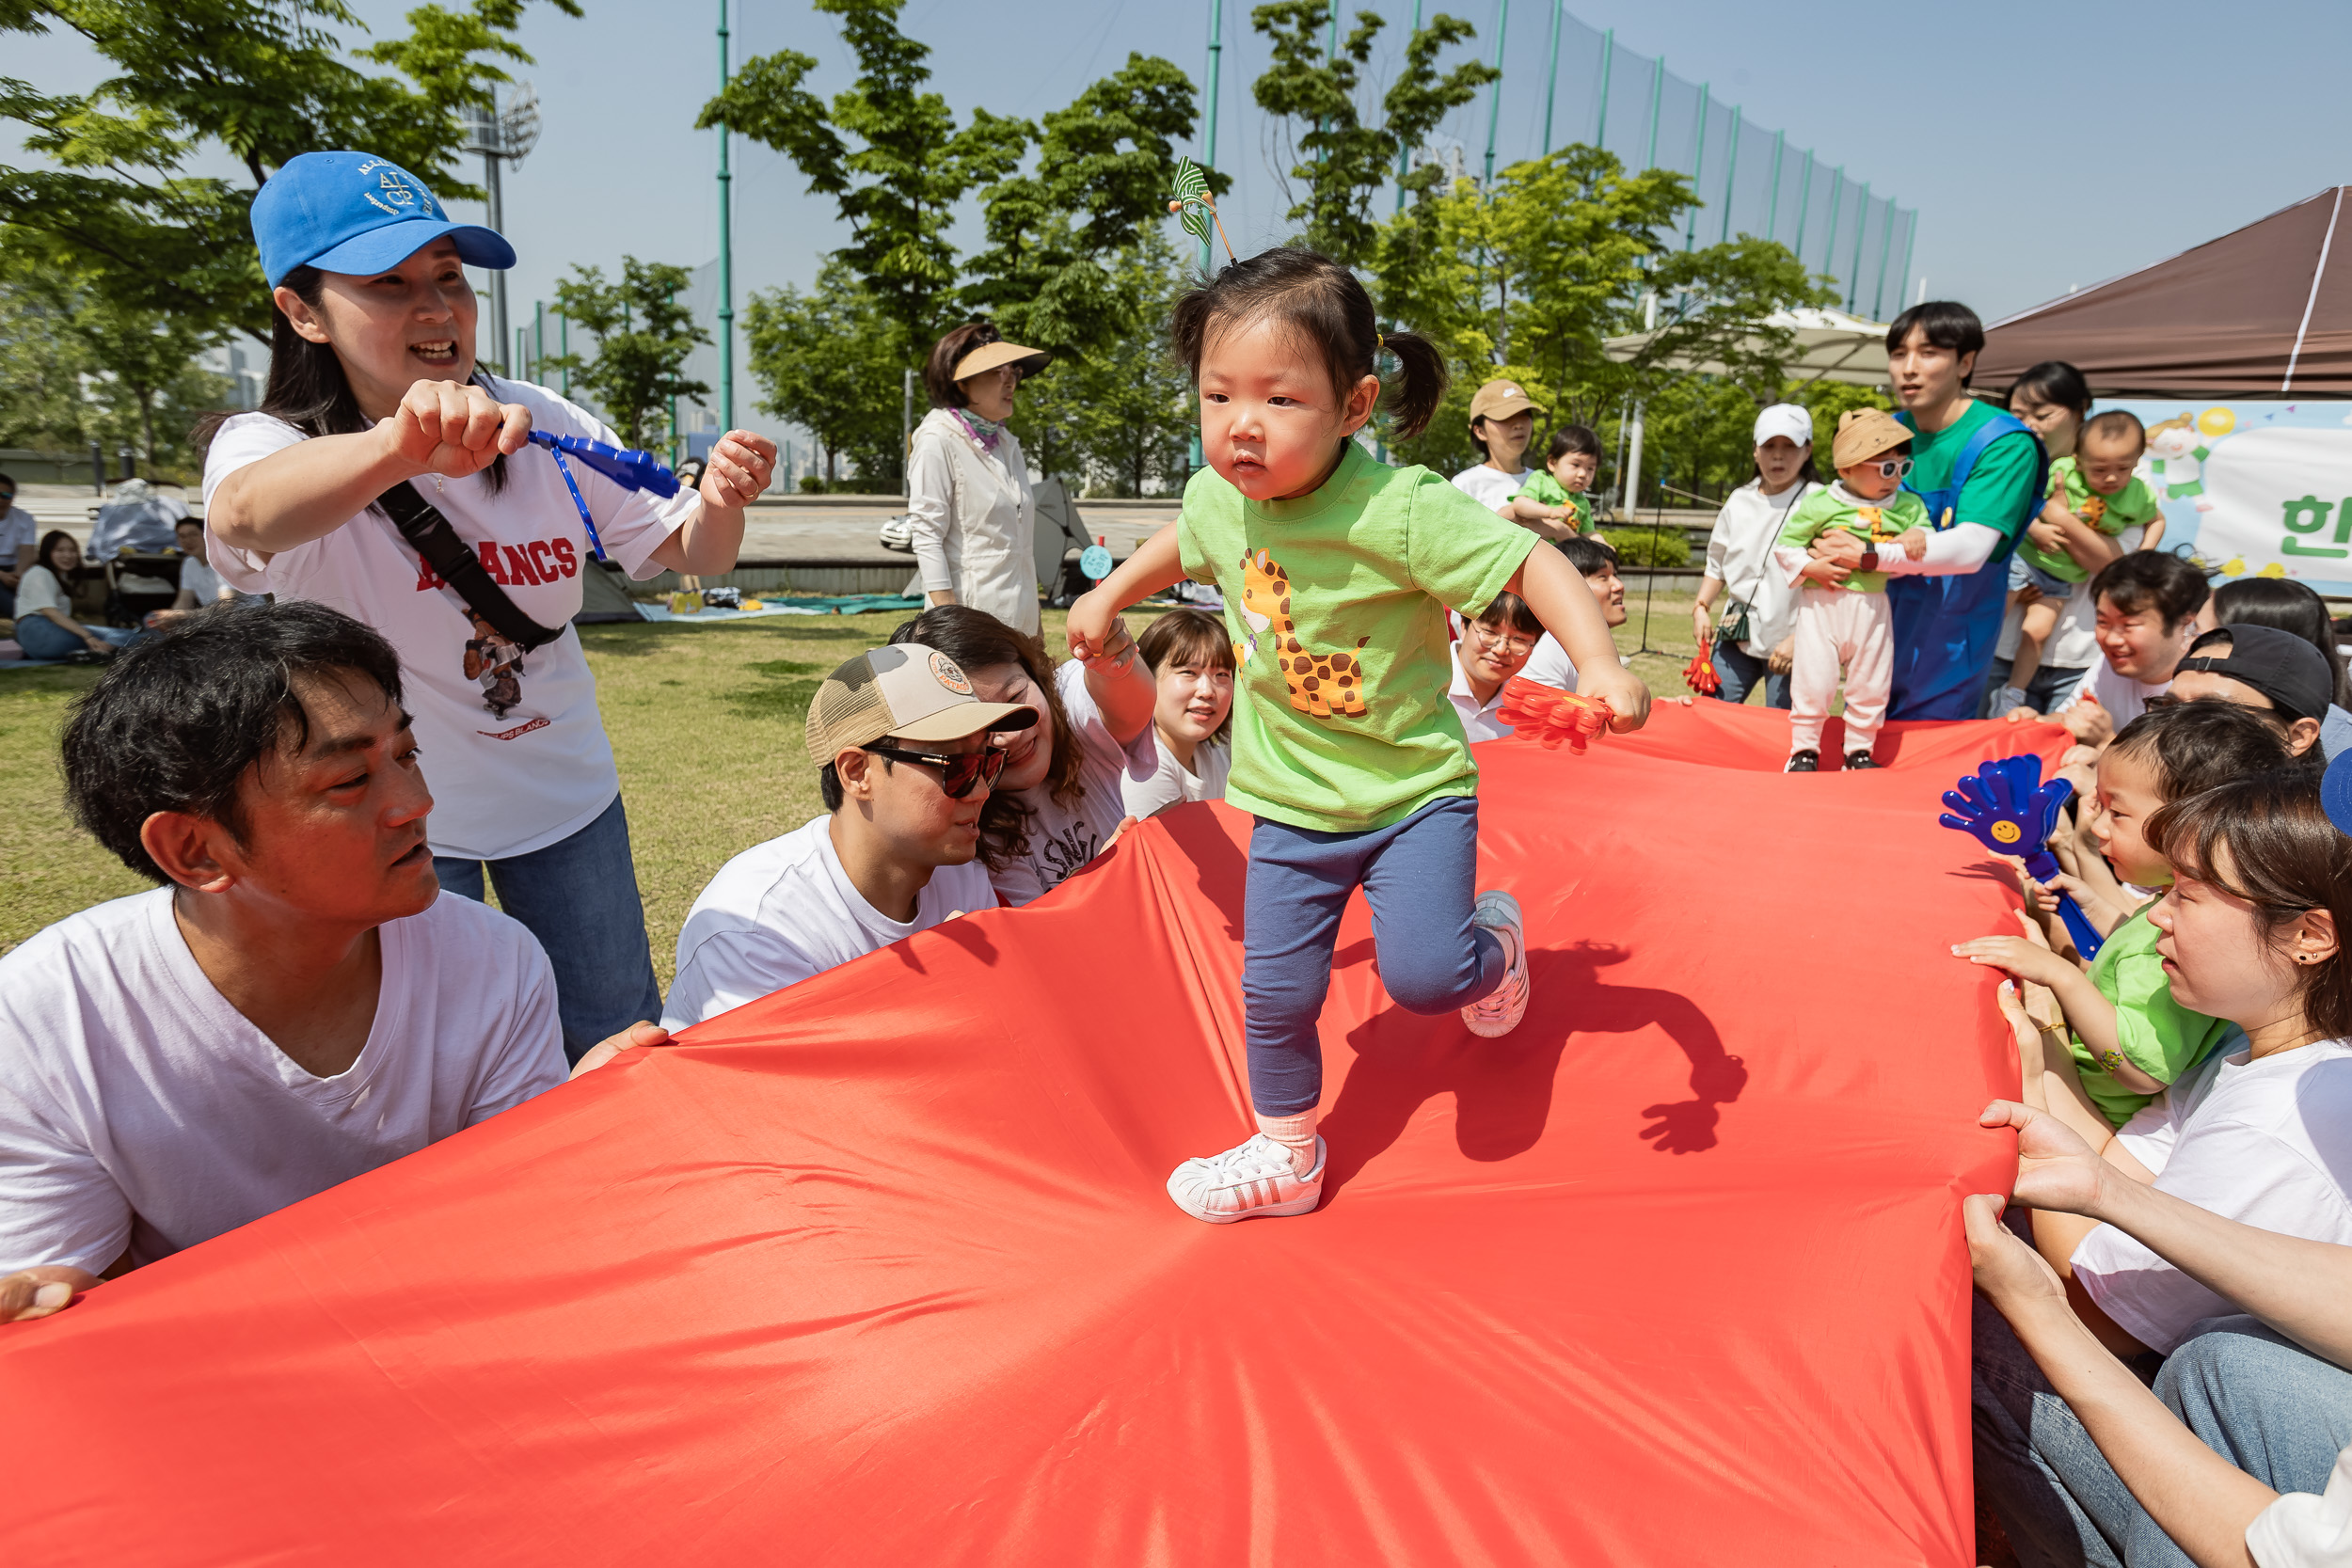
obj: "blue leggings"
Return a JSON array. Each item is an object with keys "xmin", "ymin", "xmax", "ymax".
[{"xmin": 1244, "ymin": 795, "xmax": 1506, "ymax": 1116}]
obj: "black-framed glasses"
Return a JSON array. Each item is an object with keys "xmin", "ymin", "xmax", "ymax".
[
  {"xmin": 1869, "ymin": 456, "xmax": 1915, "ymax": 480},
  {"xmin": 864, "ymin": 744, "xmax": 1006, "ymax": 799}
]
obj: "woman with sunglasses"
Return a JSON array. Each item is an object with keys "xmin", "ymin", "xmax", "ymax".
[
  {"xmin": 1772, "ymin": 409, "xmax": 1933, "ymax": 772},
  {"xmin": 661, "ymin": 643, "xmax": 1038, "ymax": 1029}
]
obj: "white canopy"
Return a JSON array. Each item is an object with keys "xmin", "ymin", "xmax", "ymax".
[{"xmin": 1603, "ymin": 307, "xmax": 1891, "ymax": 387}]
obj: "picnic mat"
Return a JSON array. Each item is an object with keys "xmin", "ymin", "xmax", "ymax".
[
  {"xmin": 637, "ymin": 593, "xmax": 924, "ymax": 625},
  {"xmin": 0, "ymin": 702, "xmax": 2071, "ymax": 1566}
]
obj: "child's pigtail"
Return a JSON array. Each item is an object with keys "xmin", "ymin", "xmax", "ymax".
[{"xmin": 1378, "ymin": 330, "xmax": 1448, "ymax": 441}]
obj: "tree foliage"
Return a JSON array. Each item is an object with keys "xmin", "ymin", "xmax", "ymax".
[
  {"xmin": 1249, "ymin": 3, "xmax": 1494, "ymax": 267},
  {"xmin": 0, "ymin": 272, "xmax": 230, "ymax": 475},
  {"xmin": 701, "ymin": 0, "xmax": 1028, "ymax": 354},
  {"xmin": 741, "ymin": 261, "xmax": 906, "ymax": 488},
  {"xmin": 1009, "ymin": 229, "xmax": 1194, "ymax": 496},
  {"xmin": 0, "ymin": 0, "xmax": 576, "ymax": 343},
  {"xmin": 548, "ymin": 258, "xmax": 710, "ymax": 451},
  {"xmin": 961, "ymin": 53, "xmax": 1207, "ymax": 365}
]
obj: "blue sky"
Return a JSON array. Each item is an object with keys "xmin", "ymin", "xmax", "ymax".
[{"xmin": 12, "ymin": 0, "xmax": 2352, "ymax": 444}]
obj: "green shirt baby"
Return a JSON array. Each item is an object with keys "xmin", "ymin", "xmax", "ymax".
[
  {"xmin": 1776, "ymin": 485, "xmax": 1933, "ymax": 594},
  {"xmin": 2073, "ymin": 903, "xmax": 2235, "ymax": 1126},
  {"xmin": 2013, "ymin": 456, "xmax": 2161, "ymax": 583},
  {"xmin": 1511, "ymin": 470, "xmax": 1593, "ymax": 534}
]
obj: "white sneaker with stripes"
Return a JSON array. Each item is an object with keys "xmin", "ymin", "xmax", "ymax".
[
  {"xmin": 1462, "ymin": 890, "xmax": 1531, "ymax": 1038},
  {"xmin": 1167, "ymin": 1133, "xmax": 1326, "ymax": 1223}
]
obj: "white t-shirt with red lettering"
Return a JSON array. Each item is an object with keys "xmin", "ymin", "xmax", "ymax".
[{"xmin": 203, "ymin": 379, "xmax": 695, "ymax": 860}]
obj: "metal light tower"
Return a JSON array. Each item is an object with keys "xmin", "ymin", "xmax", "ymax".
[{"xmin": 464, "ymin": 84, "xmax": 541, "ymax": 376}]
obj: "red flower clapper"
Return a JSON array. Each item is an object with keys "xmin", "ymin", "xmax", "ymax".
[
  {"xmin": 1497, "ymin": 676, "xmax": 1611, "ymax": 753},
  {"xmin": 1681, "ymin": 651, "xmax": 1721, "ymax": 697}
]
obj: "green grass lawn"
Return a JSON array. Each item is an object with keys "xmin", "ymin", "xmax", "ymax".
[{"xmin": 0, "ymin": 587, "xmax": 1719, "ymax": 972}]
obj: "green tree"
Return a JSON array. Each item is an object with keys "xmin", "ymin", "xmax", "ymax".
[
  {"xmin": 0, "ymin": 279, "xmax": 88, "ymax": 452},
  {"xmin": 66, "ymin": 297, "xmax": 226, "ymax": 467},
  {"xmin": 1249, "ymin": 3, "xmax": 1495, "ymax": 266},
  {"xmin": 1009, "ymin": 230, "xmax": 1194, "ymax": 496},
  {"xmin": 0, "ymin": 0, "xmax": 578, "ymax": 343},
  {"xmin": 1386, "ymin": 147, "xmax": 1835, "ymax": 475},
  {"xmin": 548, "ymin": 259, "xmax": 710, "ymax": 451},
  {"xmin": 699, "ymin": 0, "xmax": 1027, "ymax": 353},
  {"xmin": 961, "ymin": 53, "xmax": 1206, "ymax": 364},
  {"xmin": 741, "ymin": 261, "xmax": 905, "ymax": 488}
]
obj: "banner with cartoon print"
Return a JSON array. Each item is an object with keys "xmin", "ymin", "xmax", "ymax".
[{"xmin": 2095, "ymin": 400, "xmax": 2352, "ymax": 593}]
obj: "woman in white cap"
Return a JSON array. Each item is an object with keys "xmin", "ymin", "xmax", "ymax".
[
  {"xmin": 199, "ymin": 150, "xmax": 777, "ymax": 1062},
  {"xmin": 1689, "ymin": 404, "xmax": 1820, "ymax": 709},
  {"xmin": 1450, "ymin": 379, "xmax": 1543, "ymax": 516},
  {"xmin": 908, "ymin": 322, "xmax": 1050, "ymax": 637}
]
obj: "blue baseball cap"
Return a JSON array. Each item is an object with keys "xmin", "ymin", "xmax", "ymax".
[
  {"xmin": 2324, "ymin": 749, "xmax": 2352, "ymax": 840},
  {"xmin": 251, "ymin": 151, "xmax": 516, "ymax": 288}
]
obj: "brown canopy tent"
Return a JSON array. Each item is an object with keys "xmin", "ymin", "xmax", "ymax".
[{"xmin": 1979, "ymin": 187, "xmax": 2352, "ymax": 396}]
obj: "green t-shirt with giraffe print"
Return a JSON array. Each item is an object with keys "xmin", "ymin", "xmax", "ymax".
[{"xmin": 1178, "ymin": 439, "xmax": 1539, "ymax": 833}]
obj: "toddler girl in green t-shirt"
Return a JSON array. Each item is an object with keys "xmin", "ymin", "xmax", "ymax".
[
  {"xmin": 1507, "ymin": 423, "xmax": 1601, "ymax": 541},
  {"xmin": 1069, "ymin": 248, "xmax": 1651, "ymax": 1225}
]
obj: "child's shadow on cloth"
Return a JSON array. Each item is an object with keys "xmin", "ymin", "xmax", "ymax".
[{"xmin": 1318, "ymin": 940, "xmax": 1747, "ymax": 1203}]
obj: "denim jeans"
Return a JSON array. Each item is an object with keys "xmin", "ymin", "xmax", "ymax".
[
  {"xmin": 1982, "ymin": 656, "xmax": 2091, "ymax": 717},
  {"xmin": 1974, "ymin": 1296, "xmax": 2352, "ymax": 1566},
  {"xmin": 1243, "ymin": 795, "xmax": 1505, "ymax": 1116},
  {"xmin": 1708, "ymin": 634, "xmax": 1791, "ymax": 709},
  {"xmin": 14, "ymin": 616, "xmax": 136, "ymax": 659},
  {"xmin": 434, "ymin": 793, "xmax": 664, "ymax": 1065}
]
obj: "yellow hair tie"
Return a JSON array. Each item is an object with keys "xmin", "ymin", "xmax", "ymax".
[{"xmin": 1375, "ymin": 332, "xmax": 1385, "ymax": 349}]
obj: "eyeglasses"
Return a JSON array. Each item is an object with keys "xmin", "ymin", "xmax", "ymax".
[
  {"xmin": 1467, "ymin": 623, "xmax": 1538, "ymax": 656},
  {"xmin": 863, "ymin": 743, "xmax": 1007, "ymax": 799},
  {"xmin": 1867, "ymin": 457, "xmax": 1915, "ymax": 480}
]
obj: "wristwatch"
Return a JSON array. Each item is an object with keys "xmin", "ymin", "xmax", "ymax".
[{"xmin": 1858, "ymin": 548, "xmax": 1881, "ymax": 572}]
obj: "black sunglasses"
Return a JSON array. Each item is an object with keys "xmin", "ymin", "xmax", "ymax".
[{"xmin": 864, "ymin": 743, "xmax": 1006, "ymax": 800}]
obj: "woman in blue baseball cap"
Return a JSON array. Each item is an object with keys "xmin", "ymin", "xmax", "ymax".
[{"xmin": 199, "ymin": 150, "xmax": 778, "ymax": 1061}]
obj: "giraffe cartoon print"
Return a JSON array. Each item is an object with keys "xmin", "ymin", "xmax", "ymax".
[{"xmin": 1237, "ymin": 547, "xmax": 1373, "ymax": 720}]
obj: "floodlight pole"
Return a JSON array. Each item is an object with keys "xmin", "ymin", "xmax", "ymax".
[
  {"xmin": 481, "ymin": 134, "xmax": 508, "ymax": 374},
  {"xmin": 716, "ymin": 0, "xmax": 735, "ymax": 434},
  {"xmin": 1719, "ymin": 104, "xmax": 1740, "ymax": 245},
  {"xmin": 1764, "ymin": 129, "xmax": 1784, "ymax": 242},
  {"xmin": 1793, "ymin": 150, "xmax": 1815, "ymax": 263},
  {"xmin": 1871, "ymin": 200, "xmax": 1898, "ymax": 320},
  {"xmin": 1847, "ymin": 181, "xmax": 1870, "ymax": 311},
  {"xmin": 1682, "ymin": 83, "xmax": 1708, "ymax": 251},
  {"xmin": 1644, "ymin": 55, "xmax": 1662, "ymax": 169}
]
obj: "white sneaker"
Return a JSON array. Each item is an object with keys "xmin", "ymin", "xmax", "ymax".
[
  {"xmin": 1167, "ymin": 1132, "xmax": 1326, "ymax": 1223},
  {"xmin": 1463, "ymin": 890, "xmax": 1531, "ymax": 1037},
  {"xmin": 1988, "ymin": 685, "xmax": 2027, "ymax": 718}
]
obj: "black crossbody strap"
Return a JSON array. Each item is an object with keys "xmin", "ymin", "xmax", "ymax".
[{"xmin": 375, "ymin": 481, "xmax": 566, "ymax": 652}]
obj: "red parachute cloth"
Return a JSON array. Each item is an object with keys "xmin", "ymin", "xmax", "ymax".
[{"xmin": 0, "ymin": 704, "xmax": 2068, "ymax": 1567}]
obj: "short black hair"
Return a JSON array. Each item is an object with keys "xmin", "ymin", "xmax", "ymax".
[
  {"xmin": 1884, "ymin": 301, "xmax": 1986, "ymax": 386},
  {"xmin": 2079, "ymin": 409, "xmax": 2146, "ymax": 451},
  {"xmin": 1547, "ymin": 424, "xmax": 1600, "ymax": 463},
  {"xmin": 1473, "ymin": 589, "xmax": 1544, "ymax": 637},
  {"xmin": 2109, "ymin": 700, "xmax": 2295, "ymax": 802},
  {"xmin": 2090, "ymin": 551, "xmax": 2209, "ymax": 633},
  {"xmin": 2215, "ymin": 575, "xmax": 2352, "ymax": 709},
  {"xmin": 1559, "ymin": 535, "xmax": 1619, "ymax": 577},
  {"xmin": 0, "ymin": 470, "xmax": 15, "ymax": 489},
  {"xmin": 61, "ymin": 600, "xmax": 405, "ymax": 883}
]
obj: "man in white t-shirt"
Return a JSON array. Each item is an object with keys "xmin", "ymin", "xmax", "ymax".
[
  {"xmin": 0, "ymin": 602, "xmax": 648, "ymax": 1324},
  {"xmin": 1450, "ymin": 380, "xmax": 1543, "ymax": 516},
  {"xmin": 1519, "ymin": 534, "xmax": 1626, "ymax": 692},
  {"xmin": 662, "ymin": 642, "xmax": 1039, "ymax": 1029},
  {"xmin": 2007, "ymin": 552, "xmax": 2210, "ymax": 775}
]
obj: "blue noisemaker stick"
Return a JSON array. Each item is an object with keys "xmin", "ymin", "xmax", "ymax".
[
  {"xmin": 527, "ymin": 431, "xmax": 681, "ymax": 562},
  {"xmin": 1938, "ymin": 754, "xmax": 2106, "ymax": 958}
]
